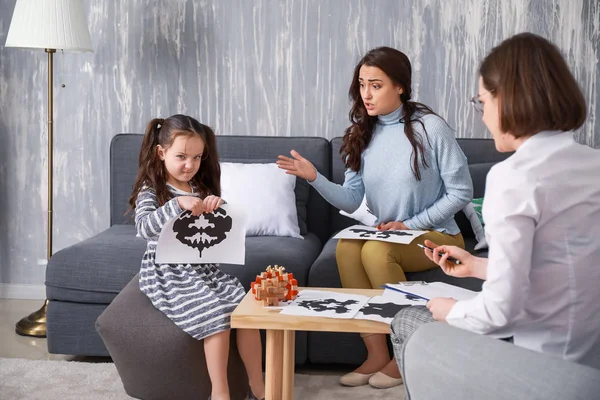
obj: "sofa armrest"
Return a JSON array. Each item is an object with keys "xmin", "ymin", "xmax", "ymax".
[{"xmin": 403, "ymin": 322, "xmax": 600, "ymax": 400}]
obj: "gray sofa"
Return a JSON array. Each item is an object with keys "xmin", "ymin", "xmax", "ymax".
[
  {"xmin": 403, "ymin": 323, "xmax": 600, "ymax": 400},
  {"xmin": 45, "ymin": 134, "xmax": 508, "ymax": 365}
]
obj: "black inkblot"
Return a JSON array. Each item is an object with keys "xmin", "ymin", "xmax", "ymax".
[
  {"xmin": 297, "ymin": 299, "xmax": 359, "ymax": 314},
  {"xmin": 360, "ymin": 303, "xmax": 411, "ymax": 318},
  {"xmin": 375, "ymin": 231, "xmax": 413, "ymax": 239},
  {"xmin": 349, "ymin": 229, "xmax": 413, "ymax": 239},
  {"xmin": 172, "ymin": 208, "xmax": 232, "ymax": 256}
]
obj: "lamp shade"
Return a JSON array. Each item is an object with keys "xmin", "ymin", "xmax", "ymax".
[{"xmin": 5, "ymin": 0, "xmax": 92, "ymax": 52}]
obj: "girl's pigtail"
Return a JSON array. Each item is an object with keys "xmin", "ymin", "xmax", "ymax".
[
  {"xmin": 139, "ymin": 118, "xmax": 163, "ymax": 169},
  {"xmin": 128, "ymin": 118, "xmax": 165, "ymax": 210}
]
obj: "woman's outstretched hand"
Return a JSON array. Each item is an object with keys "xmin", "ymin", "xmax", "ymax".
[{"xmin": 277, "ymin": 150, "xmax": 317, "ymax": 182}]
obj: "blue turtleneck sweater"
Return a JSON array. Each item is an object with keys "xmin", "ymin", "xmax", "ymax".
[{"xmin": 310, "ymin": 105, "xmax": 473, "ymax": 234}]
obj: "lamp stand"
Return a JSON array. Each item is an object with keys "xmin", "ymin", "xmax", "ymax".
[{"xmin": 15, "ymin": 48, "xmax": 56, "ymax": 338}]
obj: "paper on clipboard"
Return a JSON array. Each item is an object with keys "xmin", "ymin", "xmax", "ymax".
[
  {"xmin": 333, "ymin": 225, "xmax": 427, "ymax": 244},
  {"xmin": 384, "ymin": 281, "xmax": 478, "ymax": 301}
]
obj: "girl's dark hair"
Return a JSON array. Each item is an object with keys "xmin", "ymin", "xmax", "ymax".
[
  {"xmin": 479, "ymin": 32, "xmax": 586, "ymax": 137},
  {"xmin": 128, "ymin": 114, "xmax": 221, "ymax": 209},
  {"xmin": 340, "ymin": 46, "xmax": 445, "ymax": 180}
]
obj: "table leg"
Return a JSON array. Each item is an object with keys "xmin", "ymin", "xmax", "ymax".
[
  {"xmin": 265, "ymin": 330, "xmax": 284, "ymax": 400},
  {"xmin": 282, "ymin": 330, "xmax": 295, "ymax": 399}
]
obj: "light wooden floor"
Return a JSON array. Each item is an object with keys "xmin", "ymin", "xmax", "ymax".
[{"xmin": 0, "ymin": 299, "xmax": 77, "ymax": 361}]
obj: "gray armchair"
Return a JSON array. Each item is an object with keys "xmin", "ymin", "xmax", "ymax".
[{"xmin": 402, "ymin": 322, "xmax": 600, "ymax": 400}]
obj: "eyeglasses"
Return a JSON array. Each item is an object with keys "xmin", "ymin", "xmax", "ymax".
[{"xmin": 470, "ymin": 89, "xmax": 495, "ymax": 114}]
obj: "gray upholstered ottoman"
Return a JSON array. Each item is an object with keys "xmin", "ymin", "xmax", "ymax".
[{"xmin": 96, "ymin": 274, "xmax": 249, "ymax": 400}]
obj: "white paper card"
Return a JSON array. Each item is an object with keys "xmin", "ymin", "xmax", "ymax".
[
  {"xmin": 279, "ymin": 290, "xmax": 371, "ymax": 319},
  {"xmin": 333, "ymin": 225, "xmax": 427, "ymax": 244},
  {"xmin": 155, "ymin": 203, "xmax": 246, "ymax": 265},
  {"xmin": 385, "ymin": 281, "xmax": 478, "ymax": 301}
]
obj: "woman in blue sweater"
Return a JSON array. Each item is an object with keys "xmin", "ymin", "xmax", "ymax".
[{"xmin": 277, "ymin": 47, "xmax": 472, "ymax": 389}]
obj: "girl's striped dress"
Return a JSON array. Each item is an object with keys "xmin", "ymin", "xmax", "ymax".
[{"xmin": 135, "ymin": 183, "xmax": 246, "ymax": 340}]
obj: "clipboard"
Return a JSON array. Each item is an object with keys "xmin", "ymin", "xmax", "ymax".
[{"xmin": 383, "ymin": 281, "xmax": 478, "ymax": 302}]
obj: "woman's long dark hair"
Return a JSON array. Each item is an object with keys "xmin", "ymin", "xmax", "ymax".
[
  {"xmin": 340, "ymin": 47, "xmax": 444, "ymax": 180},
  {"xmin": 128, "ymin": 114, "xmax": 221, "ymax": 209}
]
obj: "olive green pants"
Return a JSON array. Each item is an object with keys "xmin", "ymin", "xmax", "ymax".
[{"xmin": 335, "ymin": 231, "xmax": 465, "ymax": 288}]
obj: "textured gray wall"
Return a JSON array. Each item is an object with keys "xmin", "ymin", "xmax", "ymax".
[{"xmin": 0, "ymin": 0, "xmax": 598, "ymax": 292}]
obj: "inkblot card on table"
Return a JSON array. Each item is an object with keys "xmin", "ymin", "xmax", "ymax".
[{"xmin": 279, "ymin": 290, "xmax": 371, "ymax": 319}]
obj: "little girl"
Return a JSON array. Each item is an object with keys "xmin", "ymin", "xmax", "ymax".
[{"xmin": 128, "ymin": 114, "xmax": 265, "ymax": 400}]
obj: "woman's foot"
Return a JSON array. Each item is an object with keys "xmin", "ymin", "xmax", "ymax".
[
  {"xmin": 339, "ymin": 371, "xmax": 375, "ymax": 387},
  {"xmin": 379, "ymin": 359, "xmax": 401, "ymax": 378},
  {"xmin": 339, "ymin": 355, "xmax": 390, "ymax": 386},
  {"xmin": 368, "ymin": 371, "xmax": 403, "ymax": 389},
  {"xmin": 354, "ymin": 354, "xmax": 391, "ymax": 375},
  {"xmin": 368, "ymin": 359, "xmax": 403, "ymax": 389}
]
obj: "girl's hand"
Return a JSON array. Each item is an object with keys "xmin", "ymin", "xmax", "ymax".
[
  {"xmin": 177, "ymin": 196, "xmax": 205, "ymax": 216},
  {"xmin": 276, "ymin": 150, "xmax": 318, "ymax": 182},
  {"xmin": 422, "ymin": 239, "xmax": 474, "ymax": 278},
  {"xmin": 378, "ymin": 221, "xmax": 408, "ymax": 231},
  {"xmin": 203, "ymin": 195, "xmax": 224, "ymax": 213},
  {"xmin": 426, "ymin": 297, "xmax": 457, "ymax": 322}
]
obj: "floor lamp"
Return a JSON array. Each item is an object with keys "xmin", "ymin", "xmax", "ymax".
[{"xmin": 5, "ymin": 0, "xmax": 93, "ymax": 337}]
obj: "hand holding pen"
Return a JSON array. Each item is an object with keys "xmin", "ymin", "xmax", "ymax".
[
  {"xmin": 417, "ymin": 243, "xmax": 462, "ymax": 264},
  {"xmin": 420, "ymin": 240, "xmax": 477, "ymax": 279}
]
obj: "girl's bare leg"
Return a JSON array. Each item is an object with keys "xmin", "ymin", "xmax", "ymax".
[
  {"xmin": 237, "ymin": 328, "xmax": 265, "ymax": 399},
  {"xmin": 205, "ymin": 330, "xmax": 231, "ymax": 400}
]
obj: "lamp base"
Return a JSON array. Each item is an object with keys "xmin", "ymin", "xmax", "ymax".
[{"xmin": 15, "ymin": 300, "xmax": 48, "ymax": 338}]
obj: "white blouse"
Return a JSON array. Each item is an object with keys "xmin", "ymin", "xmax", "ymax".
[{"xmin": 446, "ymin": 130, "xmax": 600, "ymax": 370}]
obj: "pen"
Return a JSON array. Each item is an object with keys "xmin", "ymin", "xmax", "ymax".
[
  {"xmin": 382, "ymin": 285, "xmax": 430, "ymax": 301},
  {"xmin": 417, "ymin": 243, "xmax": 462, "ymax": 265}
]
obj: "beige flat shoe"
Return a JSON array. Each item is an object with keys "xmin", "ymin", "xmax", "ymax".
[
  {"xmin": 339, "ymin": 371, "xmax": 376, "ymax": 386},
  {"xmin": 368, "ymin": 371, "xmax": 404, "ymax": 389}
]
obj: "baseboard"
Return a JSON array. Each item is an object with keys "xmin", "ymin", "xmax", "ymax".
[{"xmin": 0, "ymin": 284, "xmax": 46, "ymax": 300}]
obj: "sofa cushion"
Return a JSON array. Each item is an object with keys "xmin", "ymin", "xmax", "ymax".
[
  {"xmin": 221, "ymin": 158, "xmax": 310, "ymax": 236},
  {"xmin": 220, "ymin": 161, "xmax": 303, "ymax": 238},
  {"xmin": 217, "ymin": 136, "xmax": 331, "ymax": 242},
  {"xmin": 46, "ymin": 224, "xmax": 146, "ymax": 303}
]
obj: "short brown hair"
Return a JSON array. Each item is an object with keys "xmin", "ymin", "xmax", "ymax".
[{"xmin": 479, "ymin": 32, "xmax": 586, "ymax": 138}]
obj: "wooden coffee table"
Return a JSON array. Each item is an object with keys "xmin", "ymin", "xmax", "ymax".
[{"xmin": 231, "ymin": 287, "xmax": 390, "ymax": 400}]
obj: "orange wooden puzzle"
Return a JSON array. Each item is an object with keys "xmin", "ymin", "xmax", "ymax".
[{"xmin": 251, "ymin": 265, "xmax": 299, "ymax": 306}]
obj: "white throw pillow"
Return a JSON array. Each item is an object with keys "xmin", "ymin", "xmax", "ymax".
[
  {"xmin": 339, "ymin": 195, "xmax": 377, "ymax": 227},
  {"xmin": 462, "ymin": 203, "xmax": 488, "ymax": 250},
  {"xmin": 220, "ymin": 162, "xmax": 303, "ymax": 239}
]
